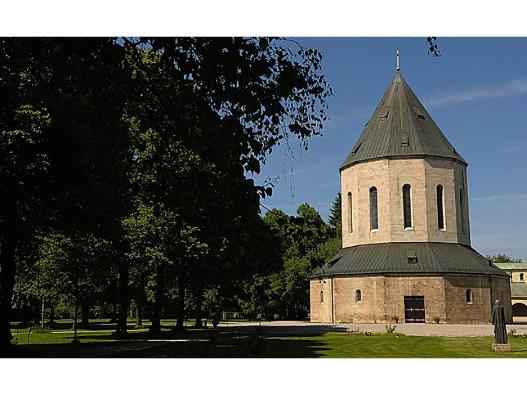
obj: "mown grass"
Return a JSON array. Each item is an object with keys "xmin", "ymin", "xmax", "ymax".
[{"xmin": 6, "ymin": 320, "xmax": 527, "ymax": 358}]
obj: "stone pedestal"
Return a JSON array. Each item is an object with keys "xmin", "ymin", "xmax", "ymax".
[{"xmin": 492, "ymin": 343, "xmax": 511, "ymax": 352}]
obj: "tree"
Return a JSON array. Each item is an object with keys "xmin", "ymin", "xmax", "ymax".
[
  {"xmin": 121, "ymin": 38, "xmax": 332, "ymax": 329},
  {"xmin": 259, "ymin": 204, "xmax": 334, "ymax": 319},
  {"xmin": 1, "ymin": 37, "xmax": 332, "ymax": 348},
  {"xmin": 487, "ymin": 254, "xmax": 522, "ymax": 263},
  {"xmin": 328, "ymin": 192, "xmax": 342, "ymax": 240},
  {"xmin": 0, "ymin": 38, "xmax": 133, "ymax": 349},
  {"xmin": 34, "ymin": 233, "xmax": 112, "ymax": 341},
  {"xmin": 0, "ymin": 103, "xmax": 53, "ymax": 349}
]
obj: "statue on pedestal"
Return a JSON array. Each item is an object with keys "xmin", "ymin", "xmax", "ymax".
[{"xmin": 492, "ymin": 299, "xmax": 509, "ymax": 351}]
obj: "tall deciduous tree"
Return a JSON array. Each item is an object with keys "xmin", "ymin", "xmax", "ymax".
[
  {"xmin": 0, "ymin": 38, "xmax": 132, "ymax": 349},
  {"xmin": 1, "ymin": 37, "xmax": 332, "ymax": 348},
  {"xmin": 121, "ymin": 38, "xmax": 332, "ymax": 328},
  {"xmin": 0, "ymin": 104, "xmax": 52, "ymax": 349}
]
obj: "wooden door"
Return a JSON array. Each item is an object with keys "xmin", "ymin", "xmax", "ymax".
[{"xmin": 404, "ymin": 296, "xmax": 425, "ymax": 323}]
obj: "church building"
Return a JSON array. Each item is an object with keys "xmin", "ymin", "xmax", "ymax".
[{"xmin": 309, "ymin": 54, "xmax": 512, "ymax": 324}]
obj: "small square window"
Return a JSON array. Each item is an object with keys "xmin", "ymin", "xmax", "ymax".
[
  {"xmin": 413, "ymin": 107, "xmax": 425, "ymax": 119},
  {"xmin": 401, "ymin": 132, "xmax": 409, "ymax": 147},
  {"xmin": 327, "ymin": 259, "xmax": 337, "ymax": 268},
  {"xmin": 407, "ymin": 250, "xmax": 418, "ymax": 264}
]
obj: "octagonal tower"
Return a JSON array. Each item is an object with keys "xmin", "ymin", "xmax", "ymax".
[
  {"xmin": 309, "ymin": 58, "xmax": 512, "ymax": 324},
  {"xmin": 340, "ymin": 72, "xmax": 470, "ymax": 248}
]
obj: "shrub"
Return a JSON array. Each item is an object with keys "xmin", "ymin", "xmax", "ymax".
[
  {"xmin": 385, "ymin": 324, "xmax": 397, "ymax": 334},
  {"xmin": 391, "ymin": 315, "xmax": 400, "ymax": 324}
]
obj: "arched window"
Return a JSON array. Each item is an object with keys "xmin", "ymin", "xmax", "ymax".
[
  {"xmin": 347, "ymin": 192, "xmax": 353, "ymax": 233},
  {"xmin": 369, "ymin": 187, "xmax": 378, "ymax": 230},
  {"xmin": 355, "ymin": 289, "xmax": 362, "ymax": 302},
  {"xmin": 437, "ymin": 185, "xmax": 445, "ymax": 230},
  {"xmin": 466, "ymin": 289, "xmax": 473, "ymax": 304},
  {"xmin": 521, "ymin": 273, "xmax": 524, "ymax": 281},
  {"xmin": 320, "ymin": 291, "xmax": 324, "ymax": 303},
  {"xmin": 402, "ymin": 184, "xmax": 412, "ymax": 229}
]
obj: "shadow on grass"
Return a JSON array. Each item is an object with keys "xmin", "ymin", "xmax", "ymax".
[{"xmin": 4, "ymin": 328, "xmax": 332, "ymax": 358}]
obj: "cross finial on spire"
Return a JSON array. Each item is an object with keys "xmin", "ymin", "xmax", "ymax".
[{"xmin": 396, "ymin": 49, "xmax": 400, "ymax": 72}]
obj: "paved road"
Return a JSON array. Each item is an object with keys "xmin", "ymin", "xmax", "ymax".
[{"xmin": 219, "ymin": 320, "xmax": 527, "ymax": 337}]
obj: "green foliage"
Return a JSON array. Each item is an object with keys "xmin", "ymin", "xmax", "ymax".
[
  {"xmin": 328, "ymin": 192, "xmax": 342, "ymax": 238},
  {"xmin": 0, "ymin": 104, "xmax": 52, "ymax": 238},
  {"xmin": 385, "ymin": 324, "xmax": 397, "ymax": 334},
  {"xmin": 35, "ymin": 233, "xmax": 113, "ymax": 305},
  {"xmin": 1, "ymin": 37, "xmax": 333, "ymax": 347},
  {"xmin": 427, "ymin": 37, "xmax": 441, "ymax": 57},
  {"xmin": 252, "ymin": 203, "xmax": 340, "ymax": 320},
  {"xmin": 487, "ymin": 254, "xmax": 522, "ymax": 263}
]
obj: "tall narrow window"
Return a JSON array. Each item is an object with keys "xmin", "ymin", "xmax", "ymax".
[
  {"xmin": 437, "ymin": 185, "xmax": 445, "ymax": 230},
  {"xmin": 521, "ymin": 273, "xmax": 524, "ymax": 282},
  {"xmin": 460, "ymin": 189, "xmax": 465, "ymax": 233},
  {"xmin": 369, "ymin": 187, "xmax": 378, "ymax": 230},
  {"xmin": 402, "ymin": 184, "xmax": 412, "ymax": 229},
  {"xmin": 466, "ymin": 289, "xmax": 473, "ymax": 304},
  {"xmin": 320, "ymin": 291, "xmax": 324, "ymax": 303},
  {"xmin": 347, "ymin": 192, "xmax": 353, "ymax": 233}
]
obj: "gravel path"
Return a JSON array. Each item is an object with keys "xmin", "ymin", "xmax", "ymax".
[{"xmin": 219, "ymin": 320, "xmax": 527, "ymax": 337}]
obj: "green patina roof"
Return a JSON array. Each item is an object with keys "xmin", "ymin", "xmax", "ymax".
[
  {"xmin": 511, "ymin": 282, "xmax": 527, "ymax": 298},
  {"xmin": 340, "ymin": 73, "xmax": 466, "ymax": 171},
  {"xmin": 493, "ymin": 262, "xmax": 527, "ymax": 270},
  {"xmin": 310, "ymin": 242, "xmax": 508, "ymax": 279}
]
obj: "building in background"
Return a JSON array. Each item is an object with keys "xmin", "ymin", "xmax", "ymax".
[
  {"xmin": 309, "ymin": 55, "xmax": 512, "ymax": 324},
  {"xmin": 494, "ymin": 261, "xmax": 527, "ymax": 321}
]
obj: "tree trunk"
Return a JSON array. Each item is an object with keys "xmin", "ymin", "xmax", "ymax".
[
  {"xmin": 0, "ymin": 238, "xmax": 16, "ymax": 351},
  {"xmin": 81, "ymin": 302, "xmax": 90, "ymax": 328},
  {"xmin": 194, "ymin": 288, "xmax": 203, "ymax": 328},
  {"xmin": 72, "ymin": 294, "xmax": 79, "ymax": 344},
  {"xmin": 115, "ymin": 259, "xmax": 129, "ymax": 336},
  {"xmin": 49, "ymin": 305, "xmax": 55, "ymax": 324},
  {"xmin": 175, "ymin": 272, "xmax": 185, "ymax": 331},
  {"xmin": 33, "ymin": 298, "xmax": 41, "ymax": 325},
  {"xmin": 109, "ymin": 302, "xmax": 117, "ymax": 323},
  {"xmin": 135, "ymin": 302, "xmax": 143, "ymax": 327},
  {"xmin": 150, "ymin": 264, "xmax": 164, "ymax": 334},
  {"xmin": 21, "ymin": 297, "xmax": 29, "ymax": 327}
]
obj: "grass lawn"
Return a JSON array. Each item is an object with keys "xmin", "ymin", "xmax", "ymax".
[{"xmin": 6, "ymin": 320, "xmax": 527, "ymax": 358}]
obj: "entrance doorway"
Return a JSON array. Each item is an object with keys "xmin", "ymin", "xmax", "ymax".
[{"xmin": 404, "ymin": 296, "xmax": 425, "ymax": 323}]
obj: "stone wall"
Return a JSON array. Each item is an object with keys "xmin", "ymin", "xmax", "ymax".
[
  {"xmin": 310, "ymin": 274, "xmax": 511, "ymax": 324},
  {"xmin": 443, "ymin": 275, "xmax": 493, "ymax": 323},
  {"xmin": 309, "ymin": 278, "xmax": 333, "ymax": 323},
  {"xmin": 340, "ymin": 157, "xmax": 470, "ymax": 248},
  {"xmin": 489, "ymin": 276, "xmax": 513, "ymax": 323}
]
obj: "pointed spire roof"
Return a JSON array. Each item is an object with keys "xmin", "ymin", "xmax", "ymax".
[{"xmin": 340, "ymin": 72, "xmax": 466, "ymax": 171}]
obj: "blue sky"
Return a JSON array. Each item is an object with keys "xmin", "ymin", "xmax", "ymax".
[{"xmin": 253, "ymin": 38, "xmax": 527, "ymax": 260}]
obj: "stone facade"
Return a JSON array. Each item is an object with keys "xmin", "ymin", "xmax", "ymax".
[
  {"xmin": 310, "ymin": 274, "xmax": 512, "ymax": 324},
  {"xmin": 310, "ymin": 70, "xmax": 512, "ymax": 326},
  {"xmin": 341, "ymin": 157, "xmax": 470, "ymax": 248}
]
